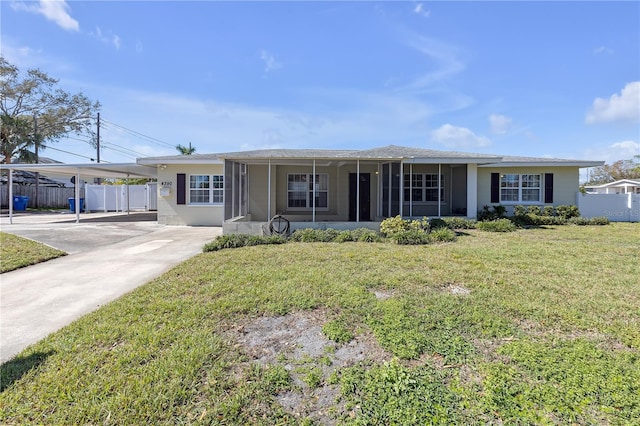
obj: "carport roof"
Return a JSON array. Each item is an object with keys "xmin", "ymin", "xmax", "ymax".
[{"xmin": 0, "ymin": 162, "xmax": 157, "ymax": 179}]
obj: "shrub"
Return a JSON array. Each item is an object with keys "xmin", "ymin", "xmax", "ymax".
[
  {"xmin": 203, "ymin": 234, "xmax": 286, "ymax": 252},
  {"xmin": 588, "ymin": 216, "xmax": 610, "ymax": 225},
  {"xmin": 429, "ymin": 218, "xmax": 447, "ymax": 229},
  {"xmin": 527, "ymin": 205, "xmax": 542, "ymax": 216},
  {"xmin": 478, "ymin": 205, "xmax": 506, "ymax": 221},
  {"xmin": 334, "ymin": 230, "xmax": 355, "ymax": 243},
  {"xmin": 429, "ymin": 227, "xmax": 457, "ymax": 242},
  {"xmin": 290, "ymin": 228, "xmax": 339, "ymax": 242},
  {"xmin": 380, "ymin": 216, "xmax": 429, "ymax": 237},
  {"xmin": 391, "ymin": 229, "xmax": 432, "ymax": 245},
  {"xmin": 514, "ymin": 205, "xmax": 527, "ymax": 216},
  {"xmin": 556, "ymin": 205, "xmax": 580, "ymax": 219},
  {"xmin": 442, "ymin": 217, "xmax": 477, "ymax": 229},
  {"xmin": 542, "ymin": 206, "xmax": 555, "ymax": 217},
  {"xmin": 476, "ymin": 218, "xmax": 516, "ymax": 232},
  {"xmin": 351, "ymin": 228, "xmax": 383, "ymax": 242},
  {"xmin": 568, "ymin": 216, "xmax": 610, "ymax": 226}
]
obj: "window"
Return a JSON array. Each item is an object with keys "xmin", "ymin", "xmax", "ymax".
[
  {"xmin": 287, "ymin": 173, "xmax": 328, "ymax": 209},
  {"xmin": 500, "ymin": 174, "xmax": 541, "ymax": 202},
  {"xmin": 403, "ymin": 173, "xmax": 445, "ymax": 202},
  {"xmin": 189, "ymin": 174, "xmax": 224, "ymax": 204}
]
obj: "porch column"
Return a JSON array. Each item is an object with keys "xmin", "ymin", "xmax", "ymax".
[
  {"xmin": 312, "ymin": 159, "xmax": 316, "ymax": 223},
  {"xmin": 409, "ymin": 163, "xmax": 413, "ymax": 218},
  {"xmin": 231, "ymin": 162, "xmax": 236, "ymax": 218},
  {"xmin": 267, "ymin": 159, "xmax": 271, "ymax": 219},
  {"xmin": 399, "ymin": 161, "xmax": 404, "ymax": 217},
  {"xmin": 466, "ymin": 164, "xmax": 478, "ymax": 219},
  {"xmin": 356, "ymin": 160, "xmax": 360, "ymax": 223},
  {"xmin": 8, "ymin": 168, "xmax": 13, "ymax": 224},
  {"xmin": 438, "ymin": 163, "xmax": 442, "ymax": 217}
]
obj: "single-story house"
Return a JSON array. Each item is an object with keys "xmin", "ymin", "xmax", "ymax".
[
  {"xmin": 584, "ymin": 179, "xmax": 640, "ymax": 195},
  {"xmin": 137, "ymin": 145, "xmax": 602, "ymax": 233}
]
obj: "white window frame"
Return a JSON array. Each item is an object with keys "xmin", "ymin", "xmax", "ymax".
[
  {"xmin": 287, "ymin": 173, "xmax": 329, "ymax": 210},
  {"xmin": 403, "ymin": 173, "xmax": 445, "ymax": 203},
  {"xmin": 500, "ymin": 173, "xmax": 541, "ymax": 203},
  {"xmin": 189, "ymin": 174, "xmax": 224, "ymax": 205}
]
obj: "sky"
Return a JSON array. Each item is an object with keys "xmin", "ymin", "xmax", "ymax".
[{"xmin": 1, "ymin": 0, "xmax": 639, "ymax": 177}]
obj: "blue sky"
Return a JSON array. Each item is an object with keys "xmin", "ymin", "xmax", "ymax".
[{"xmin": 2, "ymin": 1, "xmax": 639, "ymax": 172}]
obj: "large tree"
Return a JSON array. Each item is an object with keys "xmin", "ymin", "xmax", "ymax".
[
  {"xmin": 0, "ymin": 56, "xmax": 100, "ymax": 164},
  {"xmin": 587, "ymin": 156, "xmax": 640, "ymax": 184}
]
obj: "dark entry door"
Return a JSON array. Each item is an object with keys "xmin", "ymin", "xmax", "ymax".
[{"xmin": 349, "ymin": 173, "xmax": 371, "ymax": 221}]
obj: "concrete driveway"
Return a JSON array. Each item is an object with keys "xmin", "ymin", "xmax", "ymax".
[{"xmin": 0, "ymin": 212, "xmax": 221, "ymax": 363}]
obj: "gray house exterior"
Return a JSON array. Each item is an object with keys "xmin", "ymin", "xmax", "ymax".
[{"xmin": 137, "ymin": 145, "xmax": 602, "ymax": 233}]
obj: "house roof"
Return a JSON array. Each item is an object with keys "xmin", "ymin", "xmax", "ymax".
[
  {"xmin": 138, "ymin": 144, "xmax": 602, "ymax": 167},
  {"xmin": 0, "ymin": 163, "xmax": 157, "ymax": 179},
  {"xmin": 584, "ymin": 179, "xmax": 640, "ymax": 188}
]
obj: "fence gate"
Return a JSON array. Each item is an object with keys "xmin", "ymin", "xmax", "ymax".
[{"xmin": 85, "ymin": 184, "xmax": 158, "ymax": 212}]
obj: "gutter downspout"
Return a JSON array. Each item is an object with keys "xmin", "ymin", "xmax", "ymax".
[{"xmin": 312, "ymin": 159, "xmax": 316, "ymax": 223}]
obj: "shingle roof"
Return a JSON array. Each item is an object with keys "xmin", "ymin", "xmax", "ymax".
[{"xmin": 137, "ymin": 145, "xmax": 602, "ymax": 166}]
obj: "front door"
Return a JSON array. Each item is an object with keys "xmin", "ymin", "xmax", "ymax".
[{"xmin": 349, "ymin": 173, "xmax": 371, "ymax": 221}]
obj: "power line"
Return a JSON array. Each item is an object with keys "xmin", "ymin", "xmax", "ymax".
[
  {"xmin": 100, "ymin": 119, "xmax": 175, "ymax": 149},
  {"xmin": 41, "ymin": 144, "xmax": 110, "ymax": 163}
]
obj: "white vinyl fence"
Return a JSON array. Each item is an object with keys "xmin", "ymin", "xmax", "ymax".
[
  {"xmin": 85, "ymin": 183, "xmax": 157, "ymax": 212},
  {"xmin": 576, "ymin": 192, "xmax": 640, "ymax": 222}
]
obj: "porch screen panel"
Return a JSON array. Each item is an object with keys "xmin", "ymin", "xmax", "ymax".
[
  {"xmin": 224, "ymin": 160, "xmax": 233, "ymax": 220},
  {"xmin": 390, "ymin": 162, "xmax": 400, "ymax": 216},
  {"xmin": 382, "ymin": 163, "xmax": 400, "ymax": 217}
]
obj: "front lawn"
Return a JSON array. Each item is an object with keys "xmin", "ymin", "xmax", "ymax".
[
  {"xmin": 1, "ymin": 224, "xmax": 638, "ymax": 424},
  {"xmin": 0, "ymin": 232, "xmax": 66, "ymax": 273}
]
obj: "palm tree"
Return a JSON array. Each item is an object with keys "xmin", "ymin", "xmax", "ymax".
[{"xmin": 176, "ymin": 142, "xmax": 196, "ymax": 155}]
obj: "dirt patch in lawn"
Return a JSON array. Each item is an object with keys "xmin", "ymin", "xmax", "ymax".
[{"xmin": 233, "ymin": 309, "xmax": 390, "ymax": 424}]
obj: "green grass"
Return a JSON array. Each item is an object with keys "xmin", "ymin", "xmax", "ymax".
[
  {"xmin": 0, "ymin": 232, "xmax": 66, "ymax": 273},
  {"xmin": 1, "ymin": 224, "xmax": 639, "ymax": 424}
]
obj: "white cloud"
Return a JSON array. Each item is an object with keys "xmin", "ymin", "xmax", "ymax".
[
  {"xmin": 413, "ymin": 3, "xmax": 431, "ymax": 17},
  {"xmin": 136, "ymin": 40, "xmax": 144, "ymax": 54},
  {"xmin": 431, "ymin": 124, "xmax": 491, "ymax": 149},
  {"xmin": 260, "ymin": 50, "xmax": 282, "ymax": 73},
  {"xmin": 489, "ymin": 114, "xmax": 512, "ymax": 135},
  {"xmin": 585, "ymin": 81, "xmax": 640, "ymax": 124},
  {"xmin": 580, "ymin": 140, "xmax": 640, "ymax": 182},
  {"xmin": 593, "ymin": 46, "xmax": 614, "ymax": 55},
  {"xmin": 11, "ymin": 0, "xmax": 79, "ymax": 31},
  {"xmin": 91, "ymin": 27, "xmax": 122, "ymax": 50}
]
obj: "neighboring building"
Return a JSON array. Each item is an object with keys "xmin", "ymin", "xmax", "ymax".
[
  {"xmin": 584, "ymin": 179, "xmax": 640, "ymax": 194},
  {"xmin": 138, "ymin": 145, "xmax": 602, "ymax": 232}
]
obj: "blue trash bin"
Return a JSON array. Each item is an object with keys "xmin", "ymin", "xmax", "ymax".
[
  {"xmin": 68, "ymin": 197, "xmax": 85, "ymax": 213},
  {"xmin": 13, "ymin": 196, "xmax": 29, "ymax": 211}
]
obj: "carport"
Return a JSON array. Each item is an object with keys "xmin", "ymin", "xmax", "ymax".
[{"xmin": 0, "ymin": 163, "xmax": 157, "ymax": 224}]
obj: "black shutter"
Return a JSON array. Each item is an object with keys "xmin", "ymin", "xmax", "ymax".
[
  {"xmin": 177, "ymin": 173, "xmax": 186, "ymax": 205},
  {"xmin": 544, "ymin": 173, "xmax": 554, "ymax": 203},
  {"xmin": 491, "ymin": 173, "xmax": 500, "ymax": 203}
]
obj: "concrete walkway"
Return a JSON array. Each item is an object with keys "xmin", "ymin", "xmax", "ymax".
[{"xmin": 0, "ymin": 212, "xmax": 221, "ymax": 363}]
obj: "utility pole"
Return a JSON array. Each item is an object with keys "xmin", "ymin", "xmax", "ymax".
[
  {"xmin": 34, "ymin": 116, "xmax": 39, "ymax": 208},
  {"xmin": 96, "ymin": 112, "xmax": 101, "ymax": 163}
]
